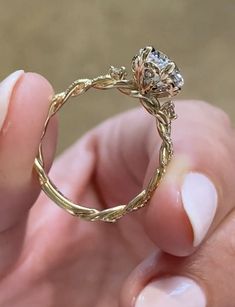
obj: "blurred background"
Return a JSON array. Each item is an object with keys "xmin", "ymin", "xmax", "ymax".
[{"xmin": 0, "ymin": 0, "xmax": 234, "ymax": 153}]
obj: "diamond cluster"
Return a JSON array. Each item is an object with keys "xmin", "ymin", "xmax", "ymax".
[{"xmin": 132, "ymin": 47, "xmax": 184, "ymax": 97}]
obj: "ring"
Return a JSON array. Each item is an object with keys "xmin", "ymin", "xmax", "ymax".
[{"xmin": 34, "ymin": 46, "xmax": 184, "ymax": 222}]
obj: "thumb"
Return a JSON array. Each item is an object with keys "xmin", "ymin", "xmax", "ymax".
[
  {"xmin": 145, "ymin": 101, "xmax": 234, "ymax": 256},
  {"xmin": 0, "ymin": 71, "xmax": 57, "ymax": 275}
]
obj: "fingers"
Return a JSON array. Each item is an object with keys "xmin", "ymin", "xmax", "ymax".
[
  {"xmin": 31, "ymin": 99, "xmax": 234, "ymax": 259},
  {"xmin": 91, "ymin": 100, "xmax": 235, "ymax": 256},
  {"xmin": 144, "ymin": 100, "xmax": 235, "ymax": 256},
  {"xmin": 0, "ymin": 71, "xmax": 57, "ymax": 273},
  {"xmin": 121, "ymin": 206, "xmax": 235, "ymax": 307},
  {"xmin": 0, "ymin": 71, "xmax": 57, "ymax": 231}
]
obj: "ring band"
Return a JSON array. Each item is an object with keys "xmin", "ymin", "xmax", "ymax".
[{"xmin": 34, "ymin": 46, "xmax": 184, "ymax": 222}]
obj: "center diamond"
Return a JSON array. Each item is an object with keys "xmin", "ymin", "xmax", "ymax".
[
  {"xmin": 147, "ymin": 48, "xmax": 184, "ymax": 89},
  {"xmin": 132, "ymin": 46, "xmax": 184, "ymax": 97}
]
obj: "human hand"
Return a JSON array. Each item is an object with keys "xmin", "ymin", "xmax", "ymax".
[{"xmin": 0, "ymin": 71, "xmax": 234, "ymax": 307}]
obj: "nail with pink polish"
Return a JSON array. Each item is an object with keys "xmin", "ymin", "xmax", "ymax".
[
  {"xmin": 0, "ymin": 70, "xmax": 24, "ymax": 130},
  {"xmin": 135, "ymin": 276, "xmax": 206, "ymax": 307}
]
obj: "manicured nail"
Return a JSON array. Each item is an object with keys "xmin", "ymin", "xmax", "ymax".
[
  {"xmin": 181, "ymin": 172, "xmax": 218, "ymax": 247},
  {"xmin": 0, "ymin": 70, "xmax": 24, "ymax": 130},
  {"xmin": 135, "ymin": 276, "xmax": 206, "ymax": 307}
]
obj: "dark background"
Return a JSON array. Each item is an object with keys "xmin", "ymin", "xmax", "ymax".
[{"xmin": 1, "ymin": 0, "xmax": 234, "ymax": 153}]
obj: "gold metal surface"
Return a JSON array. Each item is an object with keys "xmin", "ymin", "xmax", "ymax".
[{"xmin": 34, "ymin": 46, "xmax": 183, "ymax": 222}]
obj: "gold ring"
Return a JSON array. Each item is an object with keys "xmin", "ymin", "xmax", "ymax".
[{"xmin": 34, "ymin": 46, "xmax": 184, "ymax": 222}]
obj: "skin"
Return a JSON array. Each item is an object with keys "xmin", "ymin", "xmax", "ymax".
[{"xmin": 0, "ymin": 72, "xmax": 234, "ymax": 306}]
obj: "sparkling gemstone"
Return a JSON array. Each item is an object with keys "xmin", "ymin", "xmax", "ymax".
[
  {"xmin": 146, "ymin": 48, "xmax": 184, "ymax": 89},
  {"xmin": 172, "ymin": 72, "xmax": 184, "ymax": 88},
  {"xmin": 147, "ymin": 50, "xmax": 168, "ymax": 70}
]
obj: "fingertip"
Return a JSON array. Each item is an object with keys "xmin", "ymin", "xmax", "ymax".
[
  {"xmin": 2, "ymin": 71, "xmax": 57, "ymax": 177},
  {"xmin": 24, "ymin": 72, "xmax": 54, "ymax": 99},
  {"xmin": 21, "ymin": 72, "xmax": 57, "ymax": 171},
  {"xmin": 145, "ymin": 181, "xmax": 193, "ymax": 256},
  {"xmin": 0, "ymin": 71, "xmax": 57, "ymax": 230},
  {"xmin": 145, "ymin": 156, "xmax": 194, "ymax": 256}
]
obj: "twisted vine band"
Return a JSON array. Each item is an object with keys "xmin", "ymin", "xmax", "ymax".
[{"xmin": 34, "ymin": 46, "xmax": 184, "ymax": 222}]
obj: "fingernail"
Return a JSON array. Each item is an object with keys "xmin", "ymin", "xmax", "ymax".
[
  {"xmin": 181, "ymin": 172, "xmax": 218, "ymax": 247},
  {"xmin": 0, "ymin": 70, "xmax": 24, "ymax": 130},
  {"xmin": 135, "ymin": 276, "xmax": 206, "ymax": 307}
]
